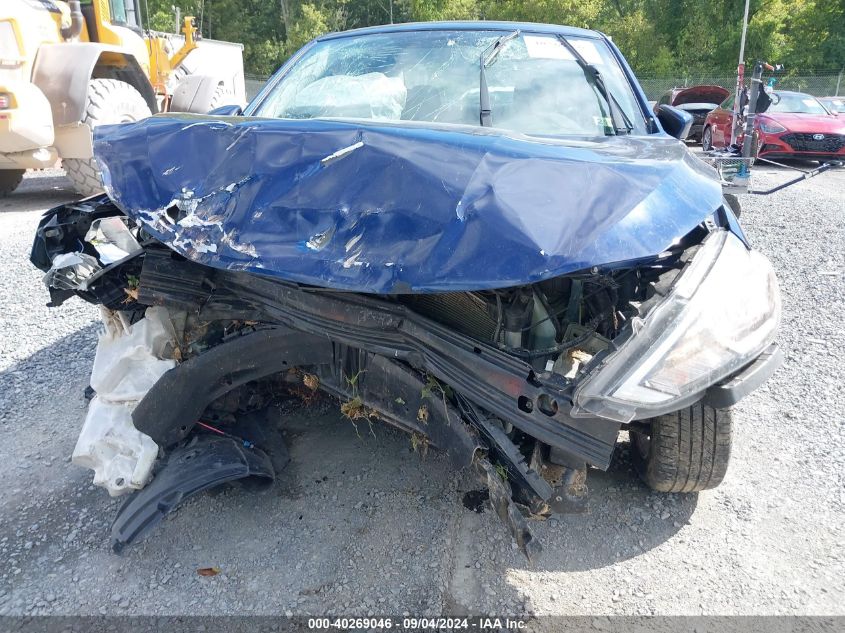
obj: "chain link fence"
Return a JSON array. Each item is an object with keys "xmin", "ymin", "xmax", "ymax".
[{"xmin": 637, "ymin": 70, "xmax": 844, "ymax": 101}]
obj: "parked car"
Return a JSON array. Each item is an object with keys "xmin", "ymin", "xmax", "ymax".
[
  {"xmin": 654, "ymin": 85, "xmax": 730, "ymax": 142},
  {"xmin": 30, "ymin": 22, "xmax": 782, "ymax": 556},
  {"xmin": 703, "ymin": 90, "xmax": 845, "ymax": 160},
  {"xmin": 819, "ymin": 96, "xmax": 844, "ymax": 114}
]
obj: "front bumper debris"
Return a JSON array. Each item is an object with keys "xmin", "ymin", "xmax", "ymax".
[
  {"xmin": 111, "ymin": 434, "xmax": 275, "ymax": 552},
  {"xmin": 30, "ymin": 192, "xmax": 781, "ymax": 559},
  {"xmin": 705, "ymin": 343, "xmax": 783, "ymax": 409}
]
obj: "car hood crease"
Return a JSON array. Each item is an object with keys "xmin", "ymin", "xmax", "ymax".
[{"xmin": 93, "ymin": 114, "xmax": 723, "ymax": 293}]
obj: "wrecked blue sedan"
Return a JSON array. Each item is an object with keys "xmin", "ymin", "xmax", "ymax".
[{"xmin": 30, "ymin": 22, "xmax": 782, "ymax": 557}]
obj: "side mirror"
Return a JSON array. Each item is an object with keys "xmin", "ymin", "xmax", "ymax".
[
  {"xmin": 655, "ymin": 104, "xmax": 693, "ymax": 140},
  {"xmin": 208, "ymin": 104, "xmax": 243, "ymax": 116}
]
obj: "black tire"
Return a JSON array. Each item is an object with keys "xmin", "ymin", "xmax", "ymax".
[
  {"xmin": 701, "ymin": 126, "xmax": 713, "ymax": 151},
  {"xmin": 64, "ymin": 78, "xmax": 152, "ymax": 197},
  {"xmin": 0, "ymin": 169, "xmax": 24, "ymax": 196},
  {"xmin": 631, "ymin": 402, "xmax": 732, "ymax": 493},
  {"xmin": 724, "ymin": 193, "xmax": 741, "ymax": 219}
]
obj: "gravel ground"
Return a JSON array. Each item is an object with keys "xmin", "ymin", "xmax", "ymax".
[{"xmin": 0, "ymin": 161, "xmax": 843, "ymax": 620}]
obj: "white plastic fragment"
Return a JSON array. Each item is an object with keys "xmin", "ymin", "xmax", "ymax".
[
  {"xmin": 72, "ymin": 307, "xmax": 177, "ymax": 496},
  {"xmin": 83, "ymin": 217, "xmax": 142, "ymax": 264}
]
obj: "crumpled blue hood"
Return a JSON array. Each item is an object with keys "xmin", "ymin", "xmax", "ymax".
[{"xmin": 94, "ymin": 114, "xmax": 722, "ymax": 293}]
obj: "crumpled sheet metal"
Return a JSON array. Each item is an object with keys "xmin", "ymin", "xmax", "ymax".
[{"xmin": 94, "ymin": 114, "xmax": 723, "ymax": 293}]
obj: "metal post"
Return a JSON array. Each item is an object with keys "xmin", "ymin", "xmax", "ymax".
[
  {"xmin": 741, "ymin": 61, "xmax": 765, "ymax": 161},
  {"xmin": 836, "ymin": 69, "xmax": 843, "ymax": 96},
  {"xmin": 731, "ymin": 0, "xmax": 751, "ymax": 145}
]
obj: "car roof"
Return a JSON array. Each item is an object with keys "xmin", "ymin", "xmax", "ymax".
[
  {"xmin": 771, "ymin": 90, "xmax": 817, "ymax": 98},
  {"xmin": 316, "ymin": 20, "xmax": 603, "ymax": 42}
]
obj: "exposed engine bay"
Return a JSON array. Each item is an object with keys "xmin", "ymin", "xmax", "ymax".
[{"xmin": 30, "ymin": 194, "xmax": 778, "ymax": 557}]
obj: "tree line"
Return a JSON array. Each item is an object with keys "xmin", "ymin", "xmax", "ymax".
[{"xmin": 140, "ymin": 0, "xmax": 845, "ymax": 79}]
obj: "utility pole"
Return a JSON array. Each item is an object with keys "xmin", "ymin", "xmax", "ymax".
[{"xmin": 730, "ymin": 0, "xmax": 751, "ymax": 146}]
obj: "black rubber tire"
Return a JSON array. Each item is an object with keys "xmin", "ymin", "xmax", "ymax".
[
  {"xmin": 701, "ymin": 126, "xmax": 713, "ymax": 151},
  {"xmin": 64, "ymin": 78, "xmax": 152, "ymax": 197},
  {"xmin": 0, "ymin": 169, "xmax": 24, "ymax": 196},
  {"xmin": 724, "ymin": 193, "xmax": 741, "ymax": 219},
  {"xmin": 631, "ymin": 402, "xmax": 732, "ymax": 493}
]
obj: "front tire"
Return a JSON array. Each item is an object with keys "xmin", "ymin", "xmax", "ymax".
[
  {"xmin": 0, "ymin": 169, "xmax": 24, "ymax": 196},
  {"xmin": 63, "ymin": 78, "xmax": 152, "ymax": 197},
  {"xmin": 630, "ymin": 402, "xmax": 732, "ymax": 493},
  {"xmin": 701, "ymin": 126, "xmax": 713, "ymax": 151}
]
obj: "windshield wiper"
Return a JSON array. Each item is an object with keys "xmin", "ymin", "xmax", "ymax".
[
  {"xmin": 480, "ymin": 30, "xmax": 520, "ymax": 127},
  {"xmin": 555, "ymin": 35, "xmax": 633, "ymax": 135}
]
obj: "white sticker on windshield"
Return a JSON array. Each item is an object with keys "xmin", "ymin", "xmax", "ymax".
[
  {"xmin": 803, "ymin": 99, "xmax": 818, "ymax": 107},
  {"xmin": 571, "ymin": 39, "xmax": 604, "ymax": 65},
  {"xmin": 523, "ymin": 35, "xmax": 573, "ymax": 60}
]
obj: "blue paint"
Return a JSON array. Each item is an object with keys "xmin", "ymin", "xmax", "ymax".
[{"xmin": 94, "ymin": 114, "xmax": 724, "ymax": 293}]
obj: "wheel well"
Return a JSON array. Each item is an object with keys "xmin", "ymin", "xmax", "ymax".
[
  {"xmin": 32, "ymin": 43, "xmax": 160, "ymax": 125},
  {"xmin": 92, "ymin": 52, "xmax": 159, "ymax": 114}
]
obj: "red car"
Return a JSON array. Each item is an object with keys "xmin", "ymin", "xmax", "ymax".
[
  {"xmin": 654, "ymin": 85, "xmax": 730, "ymax": 142},
  {"xmin": 703, "ymin": 90, "xmax": 845, "ymax": 161}
]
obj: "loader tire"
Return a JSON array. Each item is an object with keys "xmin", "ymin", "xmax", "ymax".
[
  {"xmin": 630, "ymin": 402, "xmax": 732, "ymax": 493},
  {"xmin": 0, "ymin": 169, "xmax": 24, "ymax": 196},
  {"xmin": 64, "ymin": 79, "xmax": 152, "ymax": 197},
  {"xmin": 208, "ymin": 83, "xmax": 233, "ymax": 111}
]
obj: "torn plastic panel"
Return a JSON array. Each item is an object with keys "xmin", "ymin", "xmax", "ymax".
[
  {"xmin": 31, "ymin": 198, "xmax": 145, "ymax": 308},
  {"xmin": 111, "ymin": 435, "xmax": 274, "ymax": 552},
  {"xmin": 93, "ymin": 114, "xmax": 725, "ymax": 293},
  {"xmin": 132, "ymin": 327, "xmax": 335, "ymax": 447}
]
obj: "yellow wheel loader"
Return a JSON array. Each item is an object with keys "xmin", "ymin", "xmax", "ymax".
[{"xmin": 0, "ymin": 0, "xmax": 245, "ymax": 196}]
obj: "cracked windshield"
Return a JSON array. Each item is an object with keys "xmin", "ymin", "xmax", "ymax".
[{"xmin": 254, "ymin": 29, "xmax": 646, "ymax": 136}]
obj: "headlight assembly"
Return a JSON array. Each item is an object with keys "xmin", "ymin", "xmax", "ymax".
[
  {"xmin": 759, "ymin": 120, "xmax": 787, "ymax": 134},
  {"xmin": 572, "ymin": 230, "xmax": 780, "ymax": 423}
]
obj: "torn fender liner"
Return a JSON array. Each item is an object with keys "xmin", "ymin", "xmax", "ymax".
[
  {"xmin": 111, "ymin": 435, "xmax": 274, "ymax": 552},
  {"xmin": 133, "ymin": 327, "xmax": 334, "ymax": 446},
  {"xmin": 94, "ymin": 114, "xmax": 723, "ymax": 293}
]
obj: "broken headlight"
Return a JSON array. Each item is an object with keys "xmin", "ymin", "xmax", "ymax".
[{"xmin": 572, "ymin": 230, "xmax": 780, "ymax": 422}]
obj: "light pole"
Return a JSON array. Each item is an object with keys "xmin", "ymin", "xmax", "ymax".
[{"xmin": 730, "ymin": 0, "xmax": 751, "ymax": 146}]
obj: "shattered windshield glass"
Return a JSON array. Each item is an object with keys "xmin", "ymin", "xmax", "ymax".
[{"xmin": 253, "ymin": 29, "xmax": 646, "ymax": 137}]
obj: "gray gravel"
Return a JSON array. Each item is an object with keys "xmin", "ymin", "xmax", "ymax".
[{"xmin": 0, "ymin": 161, "xmax": 842, "ymax": 618}]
